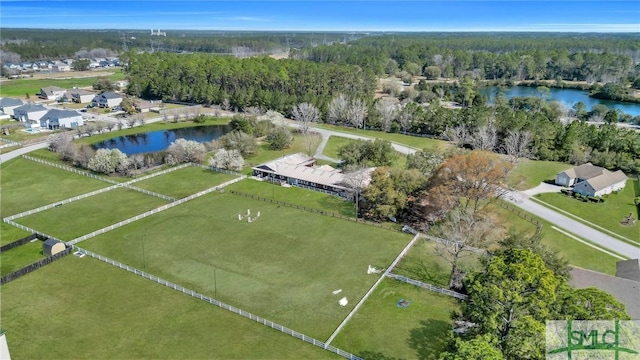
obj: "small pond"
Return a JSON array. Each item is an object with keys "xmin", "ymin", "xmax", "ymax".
[{"xmin": 93, "ymin": 125, "xmax": 232, "ymax": 155}]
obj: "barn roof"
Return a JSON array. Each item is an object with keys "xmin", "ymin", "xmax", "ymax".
[{"xmin": 43, "ymin": 238, "xmax": 63, "ymax": 248}]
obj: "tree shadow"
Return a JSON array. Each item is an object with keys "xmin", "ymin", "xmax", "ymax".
[
  {"xmin": 407, "ymin": 319, "xmax": 451, "ymax": 360},
  {"xmin": 358, "ymin": 350, "xmax": 402, "ymax": 360},
  {"xmin": 394, "ymin": 258, "xmax": 448, "ymax": 286}
]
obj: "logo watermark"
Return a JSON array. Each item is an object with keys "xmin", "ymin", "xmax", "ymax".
[{"xmin": 547, "ymin": 320, "xmax": 640, "ymax": 359}]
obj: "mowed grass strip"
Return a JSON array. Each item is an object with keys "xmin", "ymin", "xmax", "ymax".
[
  {"xmin": 332, "ymin": 279, "xmax": 459, "ymax": 360},
  {"xmin": 0, "ymin": 157, "xmax": 109, "ymax": 216},
  {"xmin": 244, "ymin": 134, "xmax": 320, "ymax": 170},
  {"xmin": 0, "ymin": 222, "xmax": 31, "ymax": 245},
  {"xmin": 226, "ymin": 179, "xmax": 356, "ymax": 217},
  {"xmin": 0, "ymin": 71, "xmax": 125, "ymax": 97},
  {"xmin": 322, "ymin": 136, "xmax": 354, "ymax": 159},
  {"xmin": 535, "ymin": 179, "xmax": 639, "ymax": 243},
  {"xmin": 0, "ymin": 240, "xmax": 46, "ymax": 276},
  {"xmin": 82, "ymin": 193, "xmax": 410, "ymax": 339},
  {"xmin": 506, "ymin": 159, "xmax": 571, "ymax": 190},
  {"xmin": 17, "ymin": 188, "xmax": 169, "ymax": 241},
  {"xmin": 314, "ymin": 124, "xmax": 450, "ymax": 151},
  {"xmin": 134, "ymin": 166, "xmax": 237, "ymax": 199},
  {"xmin": 0, "ymin": 256, "xmax": 339, "ymax": 359}
]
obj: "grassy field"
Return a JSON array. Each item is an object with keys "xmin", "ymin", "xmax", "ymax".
[
  {"xmin": 506, "ymin": 159, "xmax": 571, "ymax": 190},
  {"xmin": 82, "ymin": 193, "xmax": 410, "ymax": 339},
  {"xmin": 17, "ymin": 188, "xmax": 169, "ymax": 241},
  {"xmin": 226, "ymin": 179, "xmax": 356, "ymax": 217},
  {"xmin": 322, "ymin": 136, "xmax": 354, "ymax": 159},
  {"xmin": 332, "ymin": 279, "xmax": 459, "ymax": 360},
  {"xmin": 314, "ymin": 124, "xmax": 450, "ymax": 151},
  {"xmin": 0, "ymin": 256, "xmax": 339, "ymax": 359},
  {"xmin": 0, "ymin": 157, "xmax": 109, "ymax": 216},
  {"xmin": 0, "ymin": 126, "xmax": 54, "ymax": 143},
  {"xmin": 0, "ymin": 222, "xmax": 31, "ymax": 246},
  {"xmin": 535, "ymin": 179, "xmax": 639, "ymax": 244},
  {"xmin": 244, "ymin": 135, "xmax": 319, "ymax": 170},
  {"xmin": 0, "ymin": 71, "xmax": 125, "ymax": 97},
  {"xmin": 0, "ymin": 240, "xmax": 45, "ymax": 276},
  {"xmin": 133, "ymin": 167, "xmax": 237, "ymax": 199}
]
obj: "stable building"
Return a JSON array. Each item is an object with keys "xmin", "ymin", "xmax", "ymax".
[{"xmin": 43, "ymin": 239, "xmax": 66, "ymax": 256}]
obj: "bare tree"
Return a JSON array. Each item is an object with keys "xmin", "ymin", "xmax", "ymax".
[
  {"xmin": 73, "ymin": 144, "xmax": 95, "ymax": 168},
  {"xmin": 117, "ymin": 121, "xmax": 124, "ymax": 131},
  {"xmin": 137, "ymin": 113, "xmax": 146, "ymax": 126},
  {"xmin": 398, "ymin": 106, "xmax": 414, "ymax": 134},
  {"xmin": 291, "ymin": 102, "xmax": 320, "ymax": 134},
  {"xmin": 106, "ymin": 122, "xmax": 116, "ymax": 132},
  {"xmin": 94, "ymin": 122, "xmax": 105, "ymax": 134},
  {"xmin": 302, "ymin": 132, "xmax": 322, "ymax": 156},
  {"xmin": 126, "ymin": 117, "xmax": 137, "ymax": 128},
  {"xmin": 243, "ymin": 106, "xmax": 264, "ymax": 117},
  {"xmin": 375, "ymin": 98, "xmax": 398, "ymax": 132},
  {"xmin": 342, "ymin": 164, "xmax": 371, "ymax": 219},
  {"xmin": 469, "ymin": 122, "xmax": 498, "ymax": 151},
  {"xmin": 221, "ymin": 98, "xmax": 231, "ymax": 111},
  {"xmin": 503, "ymin": 130, "xmax": 532, "ymax": 164},
  {"xmin": 346, "ymin": 98, "xmax": 368, "ymax": 129},
  {"xmin": 446, "ymin": 125, "xmax": 469, "ymax": 148},
  {"xmin": 433, "ymin": 207, "xmax": 500, "ymax": 289},
  {"xmin": 327, "ymin": 93, "xmax": 349, "ymax": 124}
]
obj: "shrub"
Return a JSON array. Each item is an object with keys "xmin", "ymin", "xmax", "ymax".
[{"xmin": 266, "ymin": 126, "xmax": 293, "ymax": 150}]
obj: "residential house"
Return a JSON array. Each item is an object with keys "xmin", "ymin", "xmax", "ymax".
[
  {"xmin": 555, "ymin": 163, "xmax": 627, "ymax": 197},
  {"xmin": 39, "ymin": 109, "xmax": 84, "ymax": 130},
  {"xmin": 252, "ymin": 153, "xmax": 374, "ymax": 197},
  {"xmin": 52, "ymin": 61, "xmax": 71, "ymax": 72},
  {"xmin": 134, "ymin": 100, "xmax": 156, "ymax": 113},
  {"xmin": 67, "ymin": 89, "xmax": 95, "ymax": 103},
  {"xmin": 92, "ymin": 92, "xmax": 123, "ymax": 108},
  {"xmin": 13, "ymin": 104, "xmax": 48, "ymax": 128},
  {"xmin": 0, "ymin": 97, "xmax": 25, "ymax": 117},
  {"xmin": 39, "ymin": 86, "xmax": 67, "ymax": 100}
]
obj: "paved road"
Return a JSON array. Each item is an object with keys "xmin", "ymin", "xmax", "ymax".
[
  {"xmin": 0, "ymin": 142, "xmax": 49, "ymax": 163},
  {"xmin": 505, "ymin": 190, "xmax": 639, "ymax": 259}
]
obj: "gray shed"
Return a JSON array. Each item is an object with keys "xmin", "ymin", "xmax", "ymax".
[{"xmin": 43, "ymin": 239, "xmax": 66, "ymax": 256}]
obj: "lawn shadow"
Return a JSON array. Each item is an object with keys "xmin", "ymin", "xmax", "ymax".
[
  {"xmin": 394, "ymin": 258, "xmax": 448, "ymax": 287},
  {"xmin": 633, "ymin": 179, "xmax": 640, "ymax": 220},
  {"xmin": 407, "ymin": 319, "xmax": 451, "ymax": 360},
  {"xmin": 358, "ymin": 350, "xmax": 403, "ymax": 360}
]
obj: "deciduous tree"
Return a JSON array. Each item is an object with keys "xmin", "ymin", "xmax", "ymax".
[
  {"xmin": 166, "ymin": 138, "xmax": 206, "ymax": 164},
  {"xmin": 291, "ymin": 102, "xmax": 320, "ymax": 134},
  {"xmin": 209, "ymin": 148, "xmax": 244, "ymax": 171}
]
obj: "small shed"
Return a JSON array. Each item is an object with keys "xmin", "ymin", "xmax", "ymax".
[{"xmin": 43, "ymin": 239, "xmax": 66, "ymax": 256}]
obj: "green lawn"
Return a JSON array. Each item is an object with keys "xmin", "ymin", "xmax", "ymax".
[
  {"xmin": 313, "ymin": 124, "xmax": 450, "ymax": 151},
  {"xmin": 226, "ymin": 179, "xmax": 356, "ymax": 217},
  {"xmin": 0, "ymin": 127, "xmax": 53, "ymax": 143},
  {"xmin": 0, "ymin": 71, "xmax": 125, "ymax": 97},
  {"xmin": 392, "ymin": 240, "xmax": 481, "ymax": 288},
  {"xmin": 506, "ymin": 159, "xmax": 571, "ymax": 190},
  {"xmin": 535, "ymin": 179, "xmax": 639, "ymax": 244},
  {"xmin": 323, "ymin": 136, "xmax": 354, "ymax": 159},
  {"xmin": 0, "ymin": 222, "xmax": 31, "ymax": 246},
  {"xmin": 82, "ymin": 193, "xmax": 410, "ymax": 340},
  {"xmin": 0, "ymin": 240, "xmax": 45, "ymax": 276},
  {"xmin": 133, "ymin": 166, "xmax": 237, "ymax": 199},
  {"xmin": 332, "ymin": 279, "xmax": 459, "ymax": 360},
  {"xmin": 244, "ymin": 135, "xmax": 319, "ymax": 169},
  {"xmin": 17, "ymin": 188, "xmax": 169, "ymax": 241},
  {"xmin": 0, "ymin": 255, "xmax": 338, "ymax": 359},
  {"xmin": 0, "ymin": 157, "xmax": 109, "ymax": 216}
]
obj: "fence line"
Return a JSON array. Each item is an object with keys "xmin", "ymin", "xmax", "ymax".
[
  {"xmin": 2, "ymin": 219, "xmax": 62, "ymax": 243},
  {"xmin": 326, "ymin": 233, "xmax": 422, "ymax": 345},
  {"xmin": 68, "ymin": 176, "xmax": 246, "ymax": 246},
  {"xmin": 0, "ymin": 234, "xmax": 40, "ymax": 253},
  {"xmin": 420, "ymin": 234, "xmax": 487, "ymax": 254},
  {"xmin": 0, "ymin": 137, "xmax": 21, "ymax": 146},
  {"xmin": 0, "ymin": 247, "xmax": 72, "ymax": 285},
  {"xmin": 497, "ymin": 200, "xmax": 544, "ymax": 240},
  {"xmin": 75, "ymin": 247, "xmax": 361, "ymax": 360},
  {"xmin": 227, "ymin": 190, "xmax": 398, "ymax": 232},
  {"xmin": 386, "ymin": 273, "xmax": 468, "ymax": 300},
  {"xmin": 125, "ymin": 163, "xmax": 192, "ymax": 184}
]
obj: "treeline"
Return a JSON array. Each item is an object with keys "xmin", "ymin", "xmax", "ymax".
[
  {"xmin": 292, "ymin": 34, "xmax": 639, "ymax": 82},
  {"xmin": 123, "ymin": 52, "xmax": 377, "ymax": 114}
]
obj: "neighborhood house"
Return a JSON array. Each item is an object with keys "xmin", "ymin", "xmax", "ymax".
[
  {"xmin": 66, "ymin": 89, "xmax": 95, "ymax": 104},
  {"xmin": 39, "ymin": 86, "xmax": 67, "ymax": 100},
  {"xmin": 39, "ymin": 109, "xmax": 84, "ymax": 130},
  {"xmin": 0, "ymin": 98, "xmax": 25, "ymax": 117},
  {"xmin": 252, "ymin": 153, "xmax": 374, "ymax": 197},
  {"xmin": 555, "ymin": 163, "xmax": 627, "ymax": 197},
  {"xmin": 92, "ymin": 92, "xmax": 123, "ymax": 108},
  {"xmin": 13, "ymin": 103, "xmax": 48, "ymax": 128}
]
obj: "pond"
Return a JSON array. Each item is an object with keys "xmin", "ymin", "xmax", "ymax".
[
  {"xmin": 480, "ymin": 86, "xmax": 640, "ymax": 117},
  {"xmin": 93, "ymin": 125, "xmax": 232, "ymax": 155}
]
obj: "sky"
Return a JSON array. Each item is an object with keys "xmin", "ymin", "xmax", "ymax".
[{"xmin": 0, "ymin": 1, "xmax": 639, "ymax": 32}]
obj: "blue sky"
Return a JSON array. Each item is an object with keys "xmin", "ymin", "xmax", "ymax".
[{"xmin": 1, "ymin": 1, "xmax": 638, "ymax": 32}]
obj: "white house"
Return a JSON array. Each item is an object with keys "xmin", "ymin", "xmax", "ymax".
[
  {"xmin": 556, "ymin": 163, "xmax": 628, "ymax": 197},
  {"xmin": 67, "ymin": 89, "xmax": 95, "ymax": 104},
  {"xmin": 92, "ymin": 92, "xmax": 123, "ymax": 108},
  {"xmin": 52, "ymin": 61, "xmax": 71, "ymax": 72},
  {"xmin": 39, "ymin": 109, "xmax": 84, "ymax": 130},
  {"xmin": 13, "ymin": 104, "xmax": 48, "ymax": 128},
  {"xmin": 0, "ymin": 98, "xmax": 25, "ymax": 117},
  {"xmin": 39, "ymin": 86, "xmax": 67, "ymax": 100}
]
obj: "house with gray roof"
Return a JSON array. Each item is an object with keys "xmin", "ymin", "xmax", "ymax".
[
  {"xmin": 39, "ymin": 86, "xmax": 67, "ymax": 100},
  {"xmin": 0, "ymin": 97, "xmax": 25, "ymax": 117},
  {"xmin": 571, "ymin": 265, "xmax": 640, "ymax": 319},
  {"xmin": 65, "ymin": 89, "xmax": 95, "ymax": 104},
  {"xmin": 39, "ymin": 109, "xmax": 84, "ymax": 130},
  {"xmin": 252, "ymin": 153, "xmax": 374, "ymax": 197},
  {"xmin": 555, "ymin": 163, "xmax": 627, "ymax": 197},
  {"xmin": 92, "ymin": 92, "xmax": 123, "ymax": 108},
  {"xmin": 13, "ymin": 104, "xmax": 47, "ymax": 128}
]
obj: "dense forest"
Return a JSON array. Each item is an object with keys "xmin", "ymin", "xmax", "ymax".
[
  {"xmin": 292, "ymin": 33, "xmax": 640, "ymax": 83},
  {"xmin": 123, "ymin": 52, "xmax": 377, "ymax": 113}
]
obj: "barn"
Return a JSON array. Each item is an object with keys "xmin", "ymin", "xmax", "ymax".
[{"xmin": 43, "ymin": 239, "xmax": 66, "ymax": 256}]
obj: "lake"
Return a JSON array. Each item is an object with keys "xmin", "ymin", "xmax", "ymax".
[
  {"xmin": 93, "ymin": 125, "xmax": 232, "ymax": 155},
  {"xmin": 480, "ymin": 86, "xmax": 640, "ymax": 117}
]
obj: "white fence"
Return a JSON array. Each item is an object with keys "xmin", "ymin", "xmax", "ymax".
[
  {"xmin": 125, "ymin": 163, "xmax": 192, "ymax": 184},
  {"xmin": 386, "ymin": 273, "xmax": 468, "ymax": 300},
  {"xmin": 75, "ymin": 247, "xmax": 361, "ymax": 360},
  {"xmin": 68, "ymin": 176, "xmax": 246, "ymax": 246},
  {"xmin": 0, "ymin": 137, "xmax": 21, "ymax": 146},
  {"xmin": 4, "ymin": 184, "xmax": 121, "ymax": 221},
  {"xmin": 2, "ymin": 219, "xmax": 62, "ymax": 243}
]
